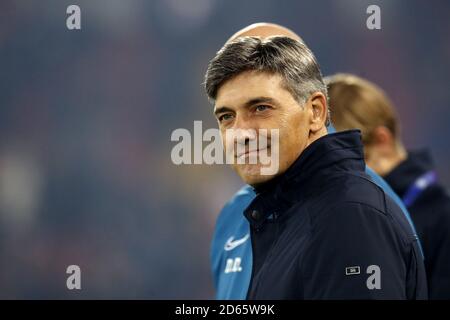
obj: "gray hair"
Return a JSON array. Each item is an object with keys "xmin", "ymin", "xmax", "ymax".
[{"xmin": 204, "ymin": 36, "xmax": 329, "ymax": 125}]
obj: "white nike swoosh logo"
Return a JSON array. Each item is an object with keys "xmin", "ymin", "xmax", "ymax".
[{"xmin": 224, "ymin": 234, "xmax": 250, "ymax": 251}]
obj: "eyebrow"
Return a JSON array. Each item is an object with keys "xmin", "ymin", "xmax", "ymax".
[{"xmin": 214, "ymin": 96, "xmax": 278, "ymax": 116}]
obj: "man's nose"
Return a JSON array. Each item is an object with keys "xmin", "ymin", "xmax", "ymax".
[{"xmin": 232, "ymin": 117, "xmax": 257, "ymax": 144}]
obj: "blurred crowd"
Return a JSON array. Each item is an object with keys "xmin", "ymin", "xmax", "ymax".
[{"xmin": 0, "ymin": 0, "xmax": 449, "ymax": 298}]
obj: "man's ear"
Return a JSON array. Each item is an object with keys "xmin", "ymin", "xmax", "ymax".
[
  {"xmin": 372, "ymin": 126, "xmax": 394, "ymax": 147},
  {"xmin": 308, "ymin": 92, "xmax": 328, "ymax": 133}
]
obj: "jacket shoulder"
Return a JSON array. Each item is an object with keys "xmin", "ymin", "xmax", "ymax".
[
  {"xmin": 216, "ymin": 185, "xmax": 255, "ymax": 224},
  {"xmin": 307, "ymin": 172, "xmax": 414, "ymax": 244}
]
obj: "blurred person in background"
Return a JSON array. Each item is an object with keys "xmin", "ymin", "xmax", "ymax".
[
  {"xmin": 210, "ymin": 23, "xmax": 423, "ymax": 300},
  {"xmin": 326, "ymin": 73, "xmax": 450, "ymax": 299}
]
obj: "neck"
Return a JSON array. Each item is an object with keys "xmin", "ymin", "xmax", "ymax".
[
  {"xmin": 252, "ymin": 127, "xmax": 329, "ymax": 192},
  {"xmin": 375, "ymin": 142, "xmax": 407, "ymax": 177}
]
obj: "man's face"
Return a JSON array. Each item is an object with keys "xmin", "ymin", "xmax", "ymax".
[{"xmin": 214, "ymin": 70, "xmax": 311, "ymax": 186}]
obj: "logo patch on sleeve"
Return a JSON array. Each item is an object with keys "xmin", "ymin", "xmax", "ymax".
[{"xmin": 345, "ymin": 266, "xmax": 361, "ymax": 276}]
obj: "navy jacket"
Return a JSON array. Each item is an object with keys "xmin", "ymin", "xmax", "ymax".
[
  {"xmin": 385, "ymin": 150, "xmax": 450, "ymax": 299},
  {"xmin": 244, "ymin": 130, "xmax": 427, "ymax": 299}
]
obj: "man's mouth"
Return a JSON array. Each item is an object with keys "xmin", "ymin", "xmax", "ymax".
[{"xmin": 236, "ymin": 147, "xmax": 269, "ymax": 160}]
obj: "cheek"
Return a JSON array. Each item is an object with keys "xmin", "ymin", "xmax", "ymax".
[
  {"xmin": 220, "ymin": 129, "xmax": 231, "ymax": 150},
  {"xmin": 279, "ymin": 111, "xmax": 309, "ymax": 164},
  {"xmin": 279, "ymin": 110, "xmax": 308, "ymax": 144}
]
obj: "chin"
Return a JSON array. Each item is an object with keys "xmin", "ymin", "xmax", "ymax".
[{"xmin": 235, "ymin": 164, "xmax": 276, "ymax": 186}]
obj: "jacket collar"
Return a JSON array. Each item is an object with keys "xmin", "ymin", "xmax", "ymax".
[{"xmin": 244, "ymin": 130, "xmax": 366, "ymax": 228}]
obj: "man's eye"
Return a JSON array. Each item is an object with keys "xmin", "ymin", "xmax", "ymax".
[
  {"xmin": 255, "ymin": 105, "xmax": 270, "ymax": 112},
  {"xmin": 219, "ymin": 114, "xmax": 233, "ymax": 122}
]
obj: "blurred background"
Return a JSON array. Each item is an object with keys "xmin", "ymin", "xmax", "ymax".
[{"xmin": 0, "ymin": 0, "xmax": 449, "ymax": 299}]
